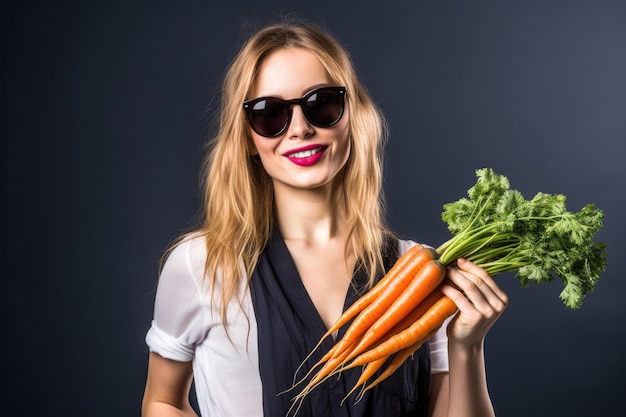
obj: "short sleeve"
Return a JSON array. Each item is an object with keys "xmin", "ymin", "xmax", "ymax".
[
  {"xmin": 145, "ymin": 237, "xmax": 210, "ymax": 362},
  {"xmin": 427, "ymin": 316, "xmax": 452, "ymax": 373},
  {"xmin": 398, "ymin": 238, "xmax": 451, "ymax": 374}
]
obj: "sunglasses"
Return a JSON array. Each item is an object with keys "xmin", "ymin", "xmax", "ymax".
[{"xmin": 243, "ymin": 86, "xmax": 346, "ymax": 137}]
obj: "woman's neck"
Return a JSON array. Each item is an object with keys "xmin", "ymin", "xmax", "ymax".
[{"xmin": 273, "ymin": 181, "xmax": 348, "ymax": 244}]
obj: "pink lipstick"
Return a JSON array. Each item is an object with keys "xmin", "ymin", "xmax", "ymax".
[{"xmin": 284, "ymin": 145, "xmax": 328, "ymax": 167}]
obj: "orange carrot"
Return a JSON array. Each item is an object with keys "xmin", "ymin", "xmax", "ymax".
[
  {"xmin": 340, "ymin": 305, "xmax": 442, "ymax": 405},
  {"xmin": 343, "ymin": 260, "xmax": 445, "ymax": 362},
  {"xmin": 328, "ymin": 247, "xmax": 437, "ymax": 360},
  {"xmin": 357, "ymin": 326, "xmax": 440, "ymax": 398},
  {"xmin": 291, "ymin": 247, "xmax": 450, "ymax": 405},
  {"xmin": 382, "ymin": 287, "xmax": 447, "ymax": 339},
  {"xmin": 337, "ymin": 287, "xmax": 445, "ymax": 374},
  {"xmin": 294, "ymin": 285, "xmax": 442, "ymax": 401},
  {"xmin": 291, "ymin": 244, "xmax": 425, "ymax": 382},
  {"xmin": 348, "ymin": 294, "xmax": 457, "ymax": 368},
  {"xmin": 339, "ymin": 304, "xmax": 441, "ymax": 406},
  {"xmin": 321, "ymin": 243, "xmax": 425, "ymax": 339},
  {"xmin": 292, "ymin": 339, "xmax": 358, "ymax": 402},
  {"xmin": 340, "ymin": 356, "xmax": 389, "ymax": 405}
]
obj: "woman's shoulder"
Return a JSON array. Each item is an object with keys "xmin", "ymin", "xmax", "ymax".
[
  {"xmin": 396, "ymin": 234, "xmax": 436, "ymax": 252},
  {"xmin": 397, "ymin": 237, "xmax": 421, "ymax": 254},
  {"xmin": 161, "ymin": 232, "xmax": 208, "ymax": 284}
]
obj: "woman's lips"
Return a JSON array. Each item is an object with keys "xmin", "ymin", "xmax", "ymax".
[{"xmin": 284, "ymin": 145, "xmax": 328, "ymax": 166}]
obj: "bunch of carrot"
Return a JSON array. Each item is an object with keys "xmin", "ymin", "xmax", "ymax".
[
  {"xmin": 288, "ymin": 244, "xmax": 457, "ymax": 412},
  {"xmin": 287, "ymin": 168, "xmax": 607, "ymax": 412}
]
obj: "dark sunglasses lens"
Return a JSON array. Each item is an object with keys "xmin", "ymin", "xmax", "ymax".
[
  {"xmin": 249, "ymin": 99, "xmax": 289, "ymax": 136},
  {"xmin": 305, "ymin": 90, "xmax": 343, "ymax": 126}
]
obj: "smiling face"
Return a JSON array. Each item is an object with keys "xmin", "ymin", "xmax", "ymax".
[{"xmin": 247, "ymin": 48, "xmax": 351, "ymax": 194}]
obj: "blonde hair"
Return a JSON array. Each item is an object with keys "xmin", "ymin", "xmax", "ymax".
[{"xmin": 170, "ymin": 21, "xmax": 394, "ymax": 326}]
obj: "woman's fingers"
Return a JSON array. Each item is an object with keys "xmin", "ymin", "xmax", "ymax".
[
  {"xmin": 456, "ymin": 258, "xmax": 509, "ymax": 306},
  {"xmin": 439, "ymin": 258, "xmax": 508, "ymax": 346},
  {"xmin": 446, "ymin": 258, "xmax": 508, "ymax": 315}
]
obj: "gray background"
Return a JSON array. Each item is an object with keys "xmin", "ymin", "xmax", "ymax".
[{"xmin": 4, "ymin": 1, "xmax": 625, "ymax": 416}]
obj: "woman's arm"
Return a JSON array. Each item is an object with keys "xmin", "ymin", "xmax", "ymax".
[
  {"xmin": 142, "ymin": 352, "xmax": 198, "ymax": 417},
  {"xmin": 429, "ymin": 258, "xmax": 508, "ymax": 417}
]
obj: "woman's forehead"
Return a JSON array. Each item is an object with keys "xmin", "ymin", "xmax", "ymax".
[{"xmin": 250, "ymin": 48, "xmax": 334, "ymax": 98}]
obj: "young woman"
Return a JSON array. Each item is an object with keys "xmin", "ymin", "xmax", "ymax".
[{"xmin": 142, "ymin": 21, "xmax": 508, "ymax": 417}]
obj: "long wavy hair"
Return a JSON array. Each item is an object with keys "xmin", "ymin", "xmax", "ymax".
[{"xmin": 169, "ymin": 21, "xmax": 394, "ymax": 326}]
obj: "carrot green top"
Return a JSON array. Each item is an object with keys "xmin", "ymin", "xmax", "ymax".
[{"xmin": 435, "ymin": 168, "xmax": 607, "ymax": 309}]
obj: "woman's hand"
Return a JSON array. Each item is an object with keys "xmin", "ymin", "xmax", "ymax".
[
  {"xmin": 439, "ymin": 258, "xmax": 509, "ymax": 348},
  {"xmin": 432, "ymin": 258, "xmax": 505, "ymax": 417}
]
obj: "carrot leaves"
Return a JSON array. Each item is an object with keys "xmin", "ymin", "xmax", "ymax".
[{"xmin": 437, "ymin": 168, "xmax": 607, "ymax": 309}]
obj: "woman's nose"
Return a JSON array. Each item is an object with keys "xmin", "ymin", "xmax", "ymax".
[{"xmin": 286, "ymin": 104, "xmax": 314, "ymax": 138}]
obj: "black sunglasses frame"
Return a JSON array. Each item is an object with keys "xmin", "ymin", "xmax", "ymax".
[{"xmin": 242, "ymin": 86, "xmax": 347, "ymax": 137}]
